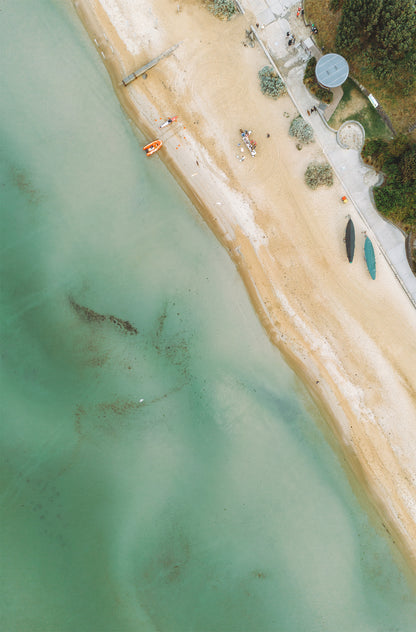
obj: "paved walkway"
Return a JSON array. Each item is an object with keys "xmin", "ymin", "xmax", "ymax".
[{"xmin": 240, "ymin": 0, "xmax": 416, "ymax": 306}]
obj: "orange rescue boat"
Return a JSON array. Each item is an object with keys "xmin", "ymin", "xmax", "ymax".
[{"xmin": 143, "ymin": 139, "xmax": 163, "ymax": 156}]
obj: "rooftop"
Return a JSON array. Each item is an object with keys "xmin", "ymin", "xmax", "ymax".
[{"xmin": 315, "ymin": 54, "xmax": 349, "ymax": 89}]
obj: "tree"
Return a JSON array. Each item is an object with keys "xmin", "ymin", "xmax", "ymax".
[
  {"xmin": 330, "ymin": 0, "xmax": 344, "ymax": 11},
  {"xmin": 336, "ymin": 0, "xmax": 383, "ymax": 52},
  {"xmin": 335, "ymin": 0, "xmax": 416, "ymax": 88},
  {"xmin": 374, "ymin": 0, "xmax": 416, "ymax": 62},
  {"xmin": 400, "ymin": 145, "xmax": 416, "ymax": 183}
]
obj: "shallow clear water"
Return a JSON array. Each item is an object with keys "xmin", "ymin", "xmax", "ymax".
[{"xmin": 1, "ymin": 2, "xmax": 416, "ymax": 630}]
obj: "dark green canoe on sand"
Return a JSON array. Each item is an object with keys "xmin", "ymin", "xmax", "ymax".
[
  {"xmin": 345, "ymin": 219, "xmax": 355, "ymax": 263},
  {"xmin": 364, "ymin": 236, "xmax": 376, "ymax": 279}
]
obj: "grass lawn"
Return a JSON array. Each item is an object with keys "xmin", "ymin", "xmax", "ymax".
[{"xmin": 328, "ymin": 79, "xmax": 392, "ymax": 139}]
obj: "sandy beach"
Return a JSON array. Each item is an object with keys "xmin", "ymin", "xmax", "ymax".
[{"xmin": 74, "ymin": 0, "xmax": 416, "ymax": 575}]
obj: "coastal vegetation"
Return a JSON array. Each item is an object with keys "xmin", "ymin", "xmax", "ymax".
[
  {"xmin": 303, "ymin": 57, "xmax": 333, "ymax": 104},
  {"xmin": 289, "ymin": 115, "xmax": 314, "ymax": 144},
  {"xmin": 304, "ymin": 0, "xmax": 416, "ymax": 135},
  {"xmin": 203, "ymin": 0, "xmax": 236, "ymax": 19},
  {"xmin": 335, "ymin": 0, "xmax": 416, "ymax": 94},
  {"xmin": 258, "ymin": 66, "xmax": 287, "ymax": 99},
  {"xmin": 362, "ymin": 136, "xmax": 416, "ymax": 233},
  {"xmin": 304, "ymin": 162, "xmax": 334, "ymax": 189}
]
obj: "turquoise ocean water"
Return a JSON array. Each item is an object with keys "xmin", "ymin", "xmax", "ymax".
[{"xmin": 1, "ymin": 2, "xmax": 416, "ymax": 630}]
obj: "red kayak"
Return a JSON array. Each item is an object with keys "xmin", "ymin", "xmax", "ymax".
[{"xmin": 159, "ymin": 116, "xmax": 178, "ymax": 129}]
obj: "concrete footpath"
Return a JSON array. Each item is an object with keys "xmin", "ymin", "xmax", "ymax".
[{"xmin": 240, "ymin": 0, "xmax": 416, "ymax": 307}]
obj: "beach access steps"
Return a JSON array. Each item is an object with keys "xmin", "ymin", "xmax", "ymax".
[{"xmin": 122, "ymin": 43, "xmax": 181, "ymax": 86}]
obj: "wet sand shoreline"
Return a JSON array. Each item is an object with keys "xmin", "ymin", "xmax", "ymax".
[{"xmin": 73, "ymin": 0, "xmax": 416, "ymax": 583}]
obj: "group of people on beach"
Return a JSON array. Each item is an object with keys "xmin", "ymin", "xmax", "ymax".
[{"xmin": 239, "ymin": 129, "xmax": 257, "ymax": 157}]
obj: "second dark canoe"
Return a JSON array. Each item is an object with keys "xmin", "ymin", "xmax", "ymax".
[{"xmin": 345, "ymin": 218, "xmax": 355, "ymax": 263}]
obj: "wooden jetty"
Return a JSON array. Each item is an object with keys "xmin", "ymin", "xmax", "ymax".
[{"xmin": 122, "ymin": 43, "xmax": 180, "ymax": 86}]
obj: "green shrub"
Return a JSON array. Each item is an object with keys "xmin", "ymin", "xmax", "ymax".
[
  {"xmin": 374, "ymin": 184, "xmax": 416, "ymax": 227},
  {"xmin": 374, "ymin": 185, "xmax": 406, "ymax": 216},
  {"xmin": 316, "ymin": 87, "xmax": 333, "ymax": 104},
  {"xmin": 362, "ymin": 139, "xmax": 388, "ymax": 170},
  {"xmin": 205, "ymin": 0, "xmax": 236, "ymax": 19},
  {"xmin": 303, "ymin": 57, "xmax": 333, "ymax": 103},
  {"xmin": 362, "ymin": 134, "xmax": 416, "ymax": 231},
  {"xmin": 289, "ymin": 115, "xmax": 314, "ymax": 144},
  {"xmin": 304, "ymin": 57, "xmax": 317, "ymax": 80},
  {"xmin": 400, "ymin": 145, "xmax": 416, "ymax": 183},
  {"xmin": 305, "ymin": 162, "xmax": 334, "ymax": 189},
  {"xmin": 258, "ymin": 66, "xmax": 286, "ymax": 99}
]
